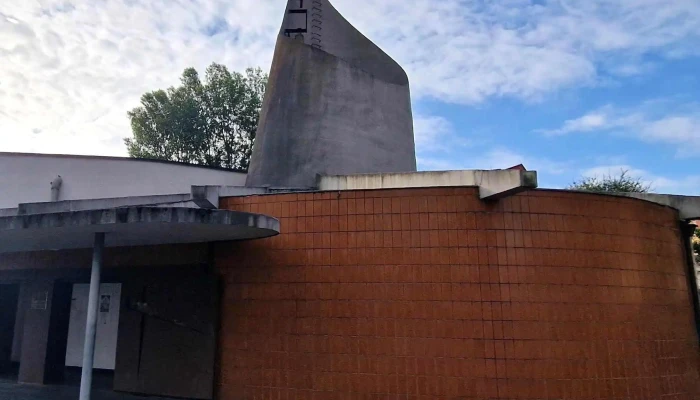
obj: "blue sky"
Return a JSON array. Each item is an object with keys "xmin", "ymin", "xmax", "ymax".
[
  {"xmin": 414, "ymin": 57, "xmax": 700, "ymax": 192},
  {"xmin": 1, "ymin": 0, "xmax": 699, "ymax": 193}
]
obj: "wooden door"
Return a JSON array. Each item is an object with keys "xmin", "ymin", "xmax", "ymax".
[{"xmin": 114, "ymin": 271, "xmax": 219, "ymax": 399}]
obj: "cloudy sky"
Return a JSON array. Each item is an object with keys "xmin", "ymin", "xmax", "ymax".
[{"xmin": 1, "ymin": 0, "xmax": 699, "ymax": 193}]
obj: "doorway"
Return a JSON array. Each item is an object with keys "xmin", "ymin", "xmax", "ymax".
[
  {"xmin": 0, "ymin": 284, "xmax": 20, "ymax": 380},
  {"xmin": 114, "ymin": 271, "xmax": 219, "ymax": 399},
  {"xmin": 44, "ymin": 281, "xmax": 73, "ymax": 384}
]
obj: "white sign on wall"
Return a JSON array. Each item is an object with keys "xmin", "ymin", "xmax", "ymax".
[{"xmin": 65, "ymin": 283, "xmax": 122, "ymax": 370}]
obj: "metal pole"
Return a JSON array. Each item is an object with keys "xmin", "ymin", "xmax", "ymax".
[{"xmin": 79, "ymin": 232, "xmax": 105, "ymax": 400}]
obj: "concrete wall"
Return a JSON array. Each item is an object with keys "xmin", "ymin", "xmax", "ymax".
[
  {"xmin": 0, "ymin": 153, "xmax": 246, "ymax": 209},
  {"xmin": 216, "ymin": 188, "xmax": 700, "ymax": 399},
  {"xmin": 246, "ymin": 37, "xmax": 416, "ymax": 189},
  {"xmin": 246, "ymin": 0, "xmax": 416, "ymax": 189},
  {"xmin": 17, "ymin": 280, "xmax": 54, "ymax": 384},
  {"xmin": 280, "ymin": 0, "xmax": 408, "ymax": 85}
]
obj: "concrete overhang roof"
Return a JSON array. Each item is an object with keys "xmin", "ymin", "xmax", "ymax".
[{"xmin": 0, "ymin": 207, "xmax": 279, "ymax": 254}]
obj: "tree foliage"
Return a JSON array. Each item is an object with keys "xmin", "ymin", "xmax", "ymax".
[
  {"xmin": 125, "ymin": 63, "xmax": 267, "ymax": 170},
  {"xmin": 568, "ymin": 169, "xmax": 652, "ymax": 193}
]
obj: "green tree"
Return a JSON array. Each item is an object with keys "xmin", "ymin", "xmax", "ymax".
[
  {"xmin": 125, "ymin": 64, "xmax": 267, "ymax": 170},
  {"xmin": 568, "ymin": 169, "xmax": 652, "ymax": 193}
]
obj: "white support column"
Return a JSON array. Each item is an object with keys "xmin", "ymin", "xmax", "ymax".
[{"xmin": 79, "ymin": 232, "xmax": 105, "ymax": 400}]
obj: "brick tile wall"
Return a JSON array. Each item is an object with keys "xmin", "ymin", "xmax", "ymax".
[{"xmin": 216, "ymin": 188, "xmax": 700, "ymax": 400}]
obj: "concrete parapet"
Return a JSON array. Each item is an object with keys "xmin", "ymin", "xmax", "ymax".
[
  {"xmin": 614, "ymin": 193, "xmax": 700, "ymax": 220},
  {"xmin": 318, "ymin": 169, "xmax": 538, "ymax": 200}
]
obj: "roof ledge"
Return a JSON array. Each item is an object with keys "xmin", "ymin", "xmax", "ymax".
[
  {"xmin": 17, "ymin": 194, "xmax": 192, "ymax": 215},
  {"xmin": 614, "ymin": 193, "xmax": 700, "ymax": 220},
  {"xmin": 190, "ymin": 186, "xmax": 271, "ymax": 208},
  {"xmin": 317, "ymin": 170, "xmax": 538, "ymax": 200}
]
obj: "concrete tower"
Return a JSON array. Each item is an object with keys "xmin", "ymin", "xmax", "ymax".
[{"xmin": 245, "ymin": 0, "xmax": 417, "ymax": 189}]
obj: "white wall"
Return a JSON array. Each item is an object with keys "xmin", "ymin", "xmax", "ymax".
[
  {"xmin": 65, "ymin": 283, "xmax": 122, "ymax": 370},
  {"xmin": 0, "ymin": 153, "xmax": 247, "ymax": 209}
]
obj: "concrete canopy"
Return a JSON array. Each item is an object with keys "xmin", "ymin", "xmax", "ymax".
[{"xmin": 0, "ymin": 207, "xmax": 280, "ymax": 253}]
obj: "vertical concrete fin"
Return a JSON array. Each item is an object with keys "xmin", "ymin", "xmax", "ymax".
[{"xmin": 246, "ymin": 0, "xmax": 417, "ymax": 189}]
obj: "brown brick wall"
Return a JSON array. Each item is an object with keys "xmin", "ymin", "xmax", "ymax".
[{"xmin": 216, "ymin": 188, "xmax": 700, "ymax": 400}]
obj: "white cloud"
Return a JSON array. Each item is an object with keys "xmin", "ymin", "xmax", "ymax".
[
  {"xmin": 476, "ymin": 148, "xmax": 571, "ymax": 175},
  {"xmin": 0, "ymin": 0, "xmax": 282, "ymax": 156},
  {"xmin": 579, "ymin": 164, "xmax": 700, "ymax": 195},
  {"xmin": 419, "ymin": 146, "xmax": 570, "ymax": 176},
  {"xmin": 541, "ymin": 102, "xmax": 700, "ymax": 156},
  {"xmin": 413, "ymin": 115, "xmax": 472, "ymax": 154},
  {"xmin": 541, "ymin": 104, "xmax": 642, "ymax": 136},
  {"xmin": 340, "ymin": 0, "xmax": 700, "ymax": 103},
  {"xmin": 1, "ymin": 0, "xmax": 700, "ymax": 156},
  {"xmin": 413, "ymin": 116, "xmax": 453, "ymax": 151},
  {"xmin": 546, "ymin": 109, "xmax": 612, "ymax": 135},
  {"xmin": 644, "ymin": 116, "xmax": 700, "ymax": 153}
]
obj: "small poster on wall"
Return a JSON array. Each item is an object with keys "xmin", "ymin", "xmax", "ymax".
[
  {"xmin": 31, "ymin": 291, "xmax": 48, "ymax": 310},
  {"xmin": 100, "ymin": 294, "xmax": 111, "ymax": 313}
]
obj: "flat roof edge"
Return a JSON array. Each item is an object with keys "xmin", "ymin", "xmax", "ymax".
[{"xmin": 0, "ymin": 151, "xmax": 248, "ymax": 174}]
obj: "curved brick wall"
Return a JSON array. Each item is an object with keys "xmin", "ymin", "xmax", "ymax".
[{"xmin": 216, "ymin": 188, "xmax": 700, "ymax": 400}]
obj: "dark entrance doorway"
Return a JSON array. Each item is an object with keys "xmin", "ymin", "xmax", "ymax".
[
  {"xmin": 0, "ymin": 284, "xmax": 20, "ymax": 377},
  {"xmin": 115, "ymin": 269, "xmax": 219, "ymax": 399},
  {"xmin": 44, "ymin": 281, "xmax": 73, "ymax": 384}
]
